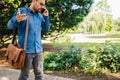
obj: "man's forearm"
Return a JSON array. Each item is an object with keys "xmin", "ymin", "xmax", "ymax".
[
  {"xmin": 42, "ymin": 17, "xmax": 50, "ymax": 31},
  {"xmin": 7, "ymin": 16, "xmax": 18, "ymax": 29}
]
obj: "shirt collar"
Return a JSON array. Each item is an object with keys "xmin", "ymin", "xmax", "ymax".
[
  {"xmin": 27, "ymin": 7, "xmax": 33, "ymax": 13},
  {"xmin": 27, "ymin": 7, "xmax": 39, "ymax": 14}
]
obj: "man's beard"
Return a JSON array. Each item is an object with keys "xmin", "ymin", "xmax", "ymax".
[
  {"xmin": 34, "ymin": 9, "xmax": 39, "ymax": 13},
  {"xmin": 33, "ymin": 6, "xmax": 39, "ymax": 13}
]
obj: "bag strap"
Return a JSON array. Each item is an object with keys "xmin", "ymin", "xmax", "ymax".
[
  {"xmin": 12, "ymin": 28, "xmax": 17, "ymax": 44},
  {"xmin": 24, "ymin": 9, "xmax": 29, "ymax": 50},
  {"xmin": 12, "ymin": 8, "xmax": 29, "ymax": 50}
]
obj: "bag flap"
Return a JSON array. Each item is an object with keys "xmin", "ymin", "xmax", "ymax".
[{"xmin": 6, "ymin": 44, "xmax": 24, "ymax": 62}]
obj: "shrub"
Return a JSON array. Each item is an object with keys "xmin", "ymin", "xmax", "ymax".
[
  {"xmin": 44, "ymin": 45, "xmax": 82, "ymax": 71},
  {"xmin": 79, "ymin": 46, "xmax": 101, "ymax": 74},
  {"xmin": 98, "ymin": 42, "xmax": 120, "ymax": 72},
  {"xmin": 44, "ymin": 42, "xmax": 120, "ymax": 73}
]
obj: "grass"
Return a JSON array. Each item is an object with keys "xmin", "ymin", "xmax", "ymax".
[
  {"xmin": 45, "ymin": 42, "xmax": 97, "ymax": 47},
  {"xmin": 44, "ymin": 42, "xmax": 120, "ymax": 50},
  {"xmin": 43, "ymin": 31, "xmax": 120, "ymax": 51}
]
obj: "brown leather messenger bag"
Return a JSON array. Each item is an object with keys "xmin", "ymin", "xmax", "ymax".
[{"xmin": 5, "ymin": 8, "xmax": 29, "ymax": 69}]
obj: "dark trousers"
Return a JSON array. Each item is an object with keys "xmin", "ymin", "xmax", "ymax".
[{"xmin": 18, "ymin": 53, "xmax": 43, "ymax": 80}]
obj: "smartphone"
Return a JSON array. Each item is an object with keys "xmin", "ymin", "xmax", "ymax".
[{"xmin": 41, "ymin": 8, "xmax": 45, "ymax": 13}]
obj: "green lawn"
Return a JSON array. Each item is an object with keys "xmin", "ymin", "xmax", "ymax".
[
  {"xmin": 44, "ymin": 42, "xmax": 120, "ymax": 49},
  {"xmin": 44, "ymin": 32, "xmax": 120, "ymax": 47},
  {"xmin": 87, "ymin": 32, "xmax": 120, "ymax": 38}
]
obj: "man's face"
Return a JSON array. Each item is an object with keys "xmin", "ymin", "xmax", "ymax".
[{"xmin": 33, "ymin": 0, "xmax": 45, "ymax": 13}]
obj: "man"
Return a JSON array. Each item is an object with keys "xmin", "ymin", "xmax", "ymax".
[{"xmin": 7, "ymin": 0, "xmax": 50, "ymax": 80}]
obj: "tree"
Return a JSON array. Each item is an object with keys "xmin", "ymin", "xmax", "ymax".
[
  {"xmin": 0, "ymin": 0, "xmax": 94, "ymax": 33},
  {"xmin": 0, "ymin": 0, "xmax": 29, "ymax": 35},
  {"xmin": 46, "ymin": 0, "xmax": 94, "ymax": 34},
  {"xmin": 0, "ymin": 0, "xmax": 26, "ymax": 46},
  {"xmin": 95, "ymin": 0, "xmax": 111, "ymax": 12},
  {"xmin": 113, "ymin": 18, "xmax": 120, "ymax": 31},
  {"xmin": 77, "ymin": 0, "xmax": 114, "ymax": 34},
  {"xmin": 0, "ymin": 0, "xmax": 93, "ymax": 46}
]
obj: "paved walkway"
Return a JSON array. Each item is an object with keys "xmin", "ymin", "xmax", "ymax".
[
  {"xmin": 0, "ymin": 67, "xmax": 75, "ymax": 80},
  {"xmin": 68, "ymin": 33, "xmax": 120, "ymax": 43},
  {"xmin": 43, "ymin": 33, "xmax": 120, "ymax": 43}
]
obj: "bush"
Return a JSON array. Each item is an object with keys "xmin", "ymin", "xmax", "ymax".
[
  {"xmin": 44, "ymin": 42, "xmax": 120, "ymax": 73},
  {"xmin": 79, "ymin": 46, "xmax": 101, "ymax": 74},
  {"xmin": 44, "ymin": 45, "xmax": 82, "ymax": 71},
  {"xmin": 98, "ymin": 42, "xmax": 120, "ymax": 72}
]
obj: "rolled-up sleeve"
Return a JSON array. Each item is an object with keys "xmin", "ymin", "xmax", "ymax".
[{"xmin": 7, "ymin": 11, "xmax": 18, "ymax": 29}]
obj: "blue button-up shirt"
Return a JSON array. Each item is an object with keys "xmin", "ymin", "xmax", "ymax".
[{"xmin": 7, "ymin": 7, "xmax": 50, "ymax": 54}]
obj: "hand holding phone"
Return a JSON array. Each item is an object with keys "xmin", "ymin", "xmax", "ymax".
[
  {"xmin": 41, "ymin": 8, "xmax": 46, "ymax": 13},
  {"xmin": 41, "ymin": 8, "xmax": 49, "ymax": 17}
]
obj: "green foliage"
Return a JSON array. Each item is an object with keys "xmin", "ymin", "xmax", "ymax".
[
  {"xmin": 44, "ymin": 42, "xmax": 120, "ymax": 74},
  {"xmin": 98, "ymin": 42, "xmax": 120, "ymax": 72},
  {"xmin": 113, "ymin": 18, "xmax": 120, "ymax": 31},
  {"xmin": 79, "ymin": 46, "xmax": 101, "ymax": 74},
  {"xmin": 43, "ymin": 52, "xmax": 58, "ymax": 70},
  {"xmin": 44, "ymin": 45, "xmax": 82, "ymax": 70},
  {"xmin": 0, "ymin": 0, "xmax": 22, "ymax": 46},
  {"xmin": 77, "ymin": 0, "xmax": 114, "ymax": 34},
  {"xmin": 46, "ymin": 0, "xmax": 94, "ymax": 33},
  {"xmin": 0, "ymin": 0, "xmax": 21, "ymax": 28},
  {"xmin": 78, "ymin": 11, "xmax": 114, "ymax": 34},
  {"xmin": 105, "ymin": 15, "xmax": 114, "ymax": 31},
  {"xmin": 95, "ymin": 0, "xmax": 111, "ymax": 12},
  {"xmin": 0, "ymin": 0, "xmax": 93, "ymax": 34},
  {"xmin": 61, "ymin": 45, "xmax": 82, "ymax": 69}
]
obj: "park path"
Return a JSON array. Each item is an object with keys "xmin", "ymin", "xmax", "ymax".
[
  {"xmin": 42, "ymin": 33, "xmax": 120, "ymax": 43},
  {"xmin": 0, "ymin": 67, "xmax": 75, "ymax": 80},
  {"xmin": 68, "ymin": 33, "xmax": 120, "ymax": 43}
]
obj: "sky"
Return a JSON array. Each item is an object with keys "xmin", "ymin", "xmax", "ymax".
[
  {"xmin": 107, "ymin": 0, "xmax": 120, "ymax": 19},
  {"xmin": 95, "ymin": 0, "xmax": 120, "ymax": 19}
]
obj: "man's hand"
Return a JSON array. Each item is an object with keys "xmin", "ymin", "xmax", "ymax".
[
  {"xmin": 42, "ymin": 9, "xmax": 49, "ymax": 17},
  {"xmin": 16, "ymin": 8, "xmax": 27, "ymax": 23}
]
